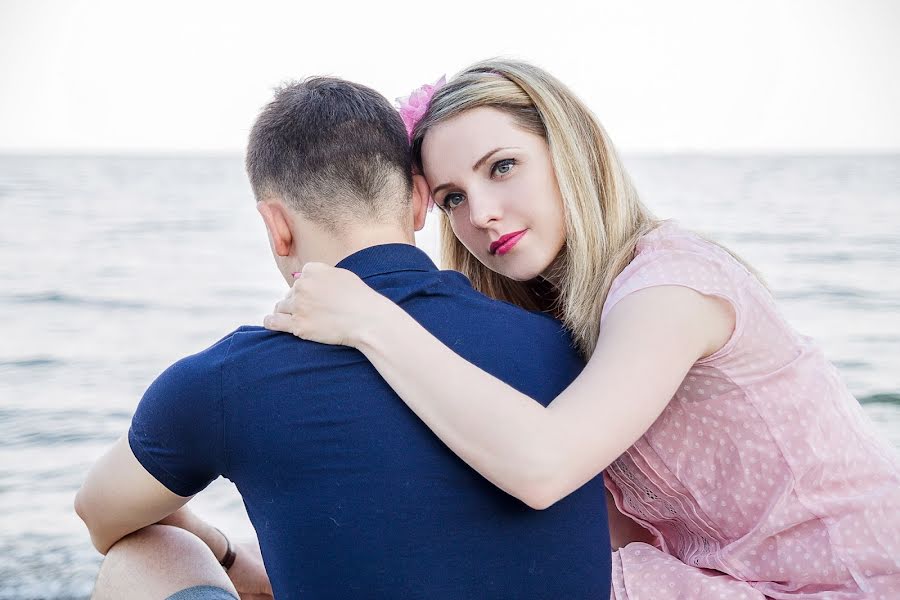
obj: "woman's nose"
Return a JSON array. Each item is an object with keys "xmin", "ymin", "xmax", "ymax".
[{"xmin": 467, "ymin": 193, "xmax": 503, "ymax": 229}]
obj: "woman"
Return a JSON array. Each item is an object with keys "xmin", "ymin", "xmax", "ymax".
[{"xmin": 264, "ymin": 59, "xmax": 900, "ymax": 598}]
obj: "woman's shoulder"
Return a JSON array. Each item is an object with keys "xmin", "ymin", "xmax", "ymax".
[
  {"xmin": 638, "ymin": 220, "xmax": 721, "ymax": 254},
  {"xmin": 629, "ymin": 220, "xmax": 753, "ymax": 279},
  {"xmin": 602, "ymin": 220, "xmax": 756, "ymax": 320}
]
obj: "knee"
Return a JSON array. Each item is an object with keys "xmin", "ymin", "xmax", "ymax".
[
  {"xmin": 107, "ymin": 524, "xmax": 209, "ymax": 561},
  {"xmin": 95, "ymin": 525, "xmax": 233, "ymax": 600}
]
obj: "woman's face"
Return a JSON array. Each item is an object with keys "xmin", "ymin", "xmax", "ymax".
[{"xmin": 421, "ymin": 107, "xmax": 567, "ymax": 282}]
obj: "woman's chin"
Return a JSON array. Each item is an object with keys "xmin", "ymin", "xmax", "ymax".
[{"xmin": 489, "ymin": 259, "xmax": 548, "ymax": 282}]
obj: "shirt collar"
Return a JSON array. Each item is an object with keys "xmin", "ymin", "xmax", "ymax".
[{"xmin": 334, "ymin": 243, "xmax": 438, "ymax": 280}]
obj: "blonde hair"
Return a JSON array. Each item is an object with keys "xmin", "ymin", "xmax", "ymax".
[{"xmin": 411, "ymin": 59, "xmax": 659, "ymax": 357}]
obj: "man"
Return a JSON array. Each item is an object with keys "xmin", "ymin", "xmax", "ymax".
[{"xmin": 75, "ymin": 77, "xmax": 611, "ymax": 599}]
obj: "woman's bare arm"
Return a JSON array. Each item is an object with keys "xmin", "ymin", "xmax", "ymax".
[{"xmin": 266, "ymin": 264, "xmax": 733, "ymax": 508}]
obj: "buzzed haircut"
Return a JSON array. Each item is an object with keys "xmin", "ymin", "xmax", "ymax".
[{"xmin": 246, "ymin": 77, "xmax": 413, "ymax": 228}]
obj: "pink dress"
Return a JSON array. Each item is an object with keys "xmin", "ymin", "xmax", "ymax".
[{"xmin": 602, "ymin": 221, "xmax": 900, "ymax": 599}]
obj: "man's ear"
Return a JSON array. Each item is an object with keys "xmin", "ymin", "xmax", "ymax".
[
  {"xmin": 411, "ymin": 174, "xmax": 432, "ymax": 232},
  {"xmin": 256, "ymin": 201, "xmax": 294, "ymax": 257}
]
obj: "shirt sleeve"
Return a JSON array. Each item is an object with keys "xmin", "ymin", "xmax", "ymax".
[
  {"xmin": 128, "ymin": 333, "xmax": 234, "ymax": 497},
  {"xmin": 601, "ymin": 246, "xmax": 751, "ymax": 365}
]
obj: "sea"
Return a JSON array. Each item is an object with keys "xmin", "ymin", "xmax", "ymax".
[{"xmin": 1, "ymin": 154, "xmax": 898, "ymax": 598}]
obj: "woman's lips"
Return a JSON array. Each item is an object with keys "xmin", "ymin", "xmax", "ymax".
[{"xmin": 489, "ymin": 230, "xmax": 527, "ymax": 255}]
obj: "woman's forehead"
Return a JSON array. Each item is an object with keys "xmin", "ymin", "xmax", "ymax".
[{"xmin": 422, "ymin": 108, "xmax": 535, "ymax": 175}]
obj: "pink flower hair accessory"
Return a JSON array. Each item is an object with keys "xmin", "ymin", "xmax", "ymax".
[
  {"xmin": 397, "ymin": 76, "xmax": 447, "ymax": 214},
  {"xmin": 396, "ymin": 76, "xmax": 446, "ymax": 142}
]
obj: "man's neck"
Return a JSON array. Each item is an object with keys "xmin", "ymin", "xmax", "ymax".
[{"xmin": 300, "ymin": 224, "xmax": 415, "ymax": 267}]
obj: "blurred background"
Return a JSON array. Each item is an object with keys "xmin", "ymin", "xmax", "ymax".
[{"xmin": 1, "ymin": 1, "xmax": 898, "ymax": 597}]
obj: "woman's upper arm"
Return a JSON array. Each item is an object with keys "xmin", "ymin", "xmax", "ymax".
[{"xmin": 536, "ymin": 284, "xmax": 735, "ymax": 506}]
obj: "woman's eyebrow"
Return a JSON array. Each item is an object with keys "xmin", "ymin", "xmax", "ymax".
[
  {"xmin": 431, "ymin": 147, "xmax": 521, "ymax": 196},
  {"xmin": 472, "ymin": 147, "xmax": 519, "ymax": 171},
  {"xmin": 431, "ymin": 181, "xmax": 454, "ymax": 197}
]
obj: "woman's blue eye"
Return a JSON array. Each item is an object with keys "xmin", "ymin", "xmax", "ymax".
[
  {"xmin": 491, "ymin": 159, "xmax": 516, "ymax": 177},
  {"xmin": 442, "ymin": 193, "xmax": 465, "ymax": 211}
]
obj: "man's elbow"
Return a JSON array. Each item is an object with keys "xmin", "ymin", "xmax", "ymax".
[
  {"xmin": 73, "ymin": 489, "xmax": 114, "ymax": 555},
  {"xmin": 73, "ymin": 488, "xmax": 90, "ymax": 529}
]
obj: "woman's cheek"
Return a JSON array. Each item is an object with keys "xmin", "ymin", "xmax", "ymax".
[{"xmin": 450, "ymin": 217, "xmax": 485, "ymax": 260}]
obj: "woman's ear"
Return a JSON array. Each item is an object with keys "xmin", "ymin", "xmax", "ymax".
[{"xmin": 411, "ymin": 174, "xmax": 432, "ymax": 232}]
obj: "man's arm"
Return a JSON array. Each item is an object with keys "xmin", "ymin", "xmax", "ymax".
[
  {"xmin": 160, "ymin": 506, "xmax": 274, "ymax": 598},
  {"xmin": 74, "ymin": 435, "xmax": 192, "ymax": 554},
  {"xmin": 157, "ymin": 506, "xmax": 230, "ymax": 561},
  {"xmin": 76, "ymin": 336, "xmax": 233, "ymax": 552},
  {"xmin": 75, "ymin": 438, "xmax": 275, "ymax": 597}
]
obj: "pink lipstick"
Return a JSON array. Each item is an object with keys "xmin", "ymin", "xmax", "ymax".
[{"xmin": 489, "ymin": 230, "xmax": 527, "ymax": 255}]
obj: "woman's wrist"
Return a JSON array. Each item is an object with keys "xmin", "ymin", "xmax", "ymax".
[{"xmin": 353, "ymin": 293, "xmax": 404, "ymax": 353}]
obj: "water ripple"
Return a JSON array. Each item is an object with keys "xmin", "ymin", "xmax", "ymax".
[
  {"xmin": 860, "ymin": 393, "xmax": 900, "ymax": 406},
  {"xmin": 6, "ymin": 291, "xmax": 149, "ymax": 310},
  {"xmin": 0, "ymin": 357, "xmax": 63, "ymax": 369}
]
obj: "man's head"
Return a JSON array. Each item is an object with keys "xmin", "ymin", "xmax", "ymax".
[{"xmin": 247, "ymin": 77, "xmax": 429, "ymax": 282}]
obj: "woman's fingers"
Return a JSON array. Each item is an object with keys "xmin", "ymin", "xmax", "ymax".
[
  {"xmin": 273, "ymin": 296, "xmax": 298, "ymax": 316},
  {"xmin": 263, "ymin": 312, "xmax": 297, "ymax": 333},
  {"xmin": 301, "ymin": 261, "xmax": 329, "ymax": 276},
  {"xmin": 262, "ymin": 263, "xmax": 373, "ymax": 345},
  {"xmin": 263, "ymin": 268, "xmax": 320, "ymax": 333}
]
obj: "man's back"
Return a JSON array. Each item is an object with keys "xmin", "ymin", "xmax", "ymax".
[{"xmin": 130, "ymin": 244, "xmax": 611, "ymax": 599}]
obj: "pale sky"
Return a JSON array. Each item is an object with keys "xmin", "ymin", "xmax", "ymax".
[{"xmin": 1, "ymin": 0, "xmax": 898, "ymax": 153}]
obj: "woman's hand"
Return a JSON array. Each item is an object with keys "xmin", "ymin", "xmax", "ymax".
[{"xmin": 263, "ymin": 262, "xmax": 394, "ymax": 347}]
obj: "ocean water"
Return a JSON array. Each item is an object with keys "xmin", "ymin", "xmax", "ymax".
[{"xmin": 0, "ymin": 154, "xmax": 898, "ymax": 598}]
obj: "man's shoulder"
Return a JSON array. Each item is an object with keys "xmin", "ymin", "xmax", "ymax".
[
  {"xmin": 148, "ymin": 328, "xmax": 245, "ymax": 393},
  {"xmin": 154, "ymin": 325, "xmax": 279, "ymax": 384},
  {"xmin": 424, "ymin": 271, "xmax": 579, "ymax": 358},
  {"xmin": 437, "ymin": 270, "xmax": 569, "ymax": 330},
  {"xmin": 140, "ymin": 326, "xmax": 284, "ymax": 413},
  {"xmin": 172, "ymin": 326, "xmax": 247, "ymax": 367},
  {"xmin": 172, "ymin": 325, "xmax": 352, "ymax": 381}
]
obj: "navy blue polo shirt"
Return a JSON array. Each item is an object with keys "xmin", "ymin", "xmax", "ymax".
[{"xmin": 129, "ymin": 243, "xmax": 611, "ymax": 599}]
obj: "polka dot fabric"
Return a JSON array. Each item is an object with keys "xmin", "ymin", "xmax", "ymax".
[{"xmin": 602, "ymin": 221, "xmax": 900, "ymax": 599}]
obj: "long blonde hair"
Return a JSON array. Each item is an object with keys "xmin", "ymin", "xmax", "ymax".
[{"xmin": 411, "ymin": 59, "xmax": 659, "ymax": 357}]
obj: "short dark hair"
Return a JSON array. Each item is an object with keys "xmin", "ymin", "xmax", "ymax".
[{"xmin": 246, "ymin": 77, "xmax": 412, "ymax": 228}]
